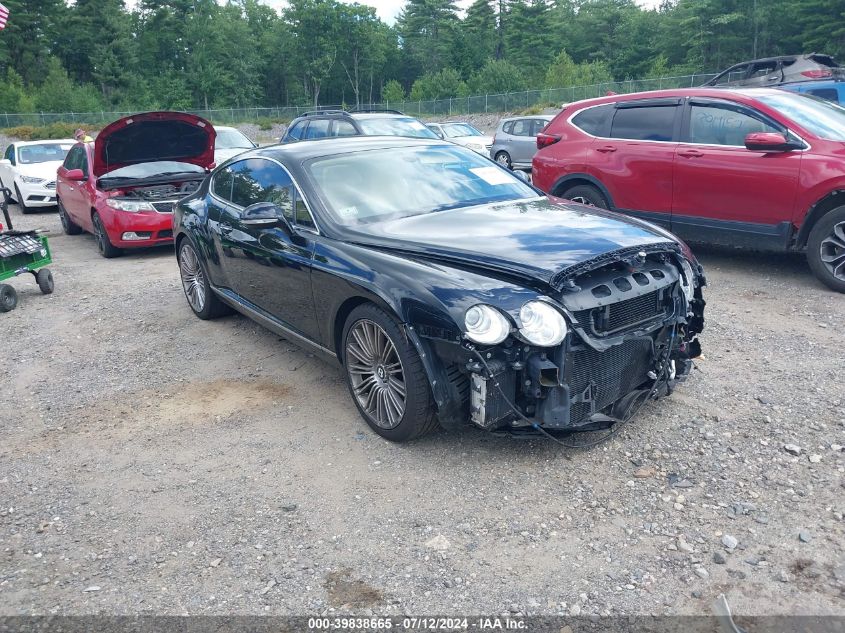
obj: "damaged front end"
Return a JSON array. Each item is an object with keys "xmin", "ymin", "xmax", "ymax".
[{"xmin": 429, "ymin": 245, "xmax": 705, "ymax": 434}]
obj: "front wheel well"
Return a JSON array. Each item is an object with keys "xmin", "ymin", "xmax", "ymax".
[
  {"xmin": 550, "ymin": 175, "xmax": 613, "ymax": 206},
  {"xmin": 797, "ymin": 190, "xmax": 845, "ymax": 248},
  {"xmin": 333, "ymin": 297, "xmax": 376, "ymax": 361}
]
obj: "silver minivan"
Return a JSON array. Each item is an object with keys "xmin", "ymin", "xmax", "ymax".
[{"xmin": 489, "ymin": 115, "xmax": 554, "ymax": 170}]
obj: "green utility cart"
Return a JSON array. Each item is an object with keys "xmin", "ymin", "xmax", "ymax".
[{"xmin": 0, "ymin": 187, "xmax": 54, "ymax": 312}]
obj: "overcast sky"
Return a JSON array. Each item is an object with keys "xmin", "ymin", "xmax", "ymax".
[{"xmin": 261, "ymin": 0, "xmax": 664, "ymax": 26}]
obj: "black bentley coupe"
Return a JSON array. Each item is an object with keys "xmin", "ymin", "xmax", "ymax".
[{"xmin": 174, "ymin": 137, "xmax": 705, "ymax": 442}]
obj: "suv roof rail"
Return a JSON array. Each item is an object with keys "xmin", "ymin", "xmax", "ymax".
[
  {"xmin": 299, "ymin": 109, "xmax": 349, "ymax": 117},
  {"xmin": 348, "ymin": 108, "xmax": 405, "ymax": 115}
]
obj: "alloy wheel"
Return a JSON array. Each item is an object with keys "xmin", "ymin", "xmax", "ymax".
[
  {"xmin": 569, "ymin": 196, "xmax": 594, "ymax": 206},
  {"xmin": 59, "ymin": 205, "xmax": 69, "ymax": 232},
  {"xmin": 346, "ymin": 319, "xmax": 406, "ymax": 429},
  {"xmin": 496, "ymin": 153, "xmax": 510, "ymax": 166},
  {"xmin": 819, "ymin": 220, "xmax": 845, "ymax": 281},
  {"xmin": 179, "ymin": 244, "xmax": 206, "ymax": 312},
  {"xmin": 93, "ymin": 216, "xmax": 107, "ymax": 255}
]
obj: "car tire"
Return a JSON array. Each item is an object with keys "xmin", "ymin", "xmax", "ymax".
[
  {"xmin": 561, "ymin": 184, "xmax": 609, "ymax": 209},
  {"xmin": 58, "ymin": 199, "xmax": 82, "ymax": 235},
  {"xmin": 806, "ymin": 204, "xmax": 845, "ymax": 293},
  {"xmin": 342, "ymin": 303, "xmax": 439, "ymax": 442},
  {"xmin": 36, "ymin": 268, "xmax": 54, "ymax": 294},
  {"xmin": 494, "ymin": 151, "xmax": 512, "ymax": 169},
  {"xmin": 92, "ymin": 212, "xmax": 122, "ymax": 258},
  {"xmin": 177, "ymin": 239, "xmax": 232, "ymax": 319},
  {"xmin": 14, "ymin": 184, "xmax": 31, "ymax": 214},
  {"xmin": 0, "ymin": 283, "xmax": 17, "ymax": 312}
]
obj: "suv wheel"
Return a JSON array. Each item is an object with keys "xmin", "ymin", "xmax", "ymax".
[
  {"xmin": 342, "ymin": 304, "xmax": 439, "ymax": 442},
  {"xmin": 561, "ymin": 184, "xmax": 608, "ymax": 209},
  {"xmin": 494, "ymin": 151, "xmax": 512, "ymax": 169},
  {"xmin": 807, "ymin": 205, "xmax": 845, "ymax": 293}
]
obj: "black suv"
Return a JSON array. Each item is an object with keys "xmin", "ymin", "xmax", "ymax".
[{"xmin": 280, "ymin": 109, "xmax": 438, "ymax": 143}]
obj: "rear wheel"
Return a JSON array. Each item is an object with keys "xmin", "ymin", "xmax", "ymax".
[
  {"xmin": 494, "ymin": 151, "xmax": 512, "ymax": 169},
  {"xmin": 807, "ymin": 205, "xmax": 845, "ymax": 293},
  {"xmin": 560, "ymin": 184, "xmax": 609, "ymax": 209},
  {"xmin": 36, "ymin": 268, "xmax": 54, "ymax": 294},
  {"xmin": 14, "ymin": 184, "xmax": 31, "ymax": 214},
  {"xmin": 178, "ymin": 239, "xmax": 231, "ymax": 319},
  {"xmin": 0, "ymin": 284, "xmax": 17, "ymax": 312},
  {"xmin": 92, "ymin": 212, "xmax": 122, "ymax": 258},
  {"xmin": 342, "ymin": 303, "xmax": 439, "ymax": 442},
  {"xmin": 58, "ymin": 199, "xmax": 82, "ymax": 235}
]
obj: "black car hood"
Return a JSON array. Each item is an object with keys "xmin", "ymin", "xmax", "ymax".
[{"xmin": 345, "ymin": 197, "xmax": 679, "ymax": 289}]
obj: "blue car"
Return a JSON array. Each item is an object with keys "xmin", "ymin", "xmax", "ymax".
[{"xmin": 782, "ymin": 79, "xmax": 845, "ymax": 104}]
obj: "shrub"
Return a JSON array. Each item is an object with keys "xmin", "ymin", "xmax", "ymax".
[{"xmin": 3, "ymin": 122, "xmax": 98, "ymax": 141}]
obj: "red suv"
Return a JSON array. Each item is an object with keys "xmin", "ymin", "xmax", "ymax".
[
  {"xmin": 533, "ymin": 88, "xmax": 845, "ymax": 292},
  {"xmin": 56, "ymin": 112, "xmax": 216, "ymax": 258}
]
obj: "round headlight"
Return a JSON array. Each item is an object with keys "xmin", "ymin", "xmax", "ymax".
[
  {"xmin": 519, "ymin": 301, "xmax": 568, "ymax": 347},
  {"xmin": 464, "ymin": 304, "xmax": 510, "ymax": 345}
]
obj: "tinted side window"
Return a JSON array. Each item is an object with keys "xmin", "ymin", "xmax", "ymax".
[
  {"xmin": 689, "ymin": 103, "xmax": 780, "ymax": 146},
  {"xmin": 294, "ymin": 190, "xmax": 316, "ymax": 229},
  {"xmin": 212, "ymin": 166, "xmax": 235, "ymax": 200},
  {"xmin": 332, "ymin": 120, "xmax": 357, "ymax": 137},
  {"xmin": 304, "ymin": 119, "xmax": 330, "ymax": 140},
  {"xmin": 63, "ymin": 146, "xmax": 81, "ymax": 170},
  {"xmin": 571, "ymin": 104, "xmax": 613, "ymax": 137},
  {"xmin": 611, "ymin": 106, "xmax": 676, "ymax": 142},
  {"xmin": 286, "ymin": 121, "xmax": 305, "ymax": 141},
  {"xmin": 502, "ymin": 121, "xmax": 514, "ymax": 134},
  {"xmin": 808, "ymin": 88, "xmax": 840, "ymax": 103},
  {"xmin": 229, "ymin": 159, "xmax": 294, "ymax": 216},
  {"xmin": 79, "ymin": 149, "xmax": 89, "ymax": 177},
  {"xmin": 531, "ymin": 119, "xmax": 549, "ymax": 136},
  {"xmin": 749, "ymin": 61, "xmax": 778, "ymax": 78},
  {"xmin": 511, "ymin": 119, "xmax": 532, "ymax": 136}
]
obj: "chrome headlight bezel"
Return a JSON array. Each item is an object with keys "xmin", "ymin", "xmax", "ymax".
[
  {"xmin": 464, "ymin": 304, "xmax": 511, "ymax": 345},
  {"xmin": 679, "ymin": 258, "xmax": 695, "ymax": 304},
  {"xmin": 518, "ymin": 300, "xmax": 568, "ymax": 347}
]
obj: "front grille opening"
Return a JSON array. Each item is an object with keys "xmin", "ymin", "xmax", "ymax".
[
  {"xmin": 651, "ymin": 269, "xmax": 665, "ymax": 280},
  {"xmin": 613, "ymin": 277, "xmax": 632, "ymax": 291},
  {"xmin": 574, "ymin": 289, "xmax": 668, "ymax": 336},
  {"xmin": 592, "ymin": 284, "xmax": 612, "ymax": 298},
  {"xmin": 633, "ymin": 272, "xmax": 649, "ymax": 286}
]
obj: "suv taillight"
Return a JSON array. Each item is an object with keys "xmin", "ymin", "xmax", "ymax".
[
  {"xmin": 536, "ymin": 133, "xmax": 560, "ymax": 149},
  {"xmin": 802, "ymin": 69, "xmax": 833, "ymax": 79}
]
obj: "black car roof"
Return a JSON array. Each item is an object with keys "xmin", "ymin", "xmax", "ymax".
[{"xmin": 245, "ymin": 136, "xmax": 450, "ymax": 162}]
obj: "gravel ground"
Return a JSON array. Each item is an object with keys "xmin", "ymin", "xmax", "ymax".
[{"xmin": 1, "ymin": 203, "xmax": 843, "ymax": 618}]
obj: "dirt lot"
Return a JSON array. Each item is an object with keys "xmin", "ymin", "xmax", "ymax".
[{"xmin": 1, "ymin": 203, "xmax": 843, "ymax": 618}]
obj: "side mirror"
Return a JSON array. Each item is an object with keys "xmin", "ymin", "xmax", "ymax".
[
  {"xmin": 63, "ymin": 168, "xmax": 86, "ymax": 181},
  {"xmin": 241, "ymin": 202, "xmax": 292, "ymax": 232},
  {"xmin": 744, "ymin": 132, "xmax": 800, "ymax": 152}
]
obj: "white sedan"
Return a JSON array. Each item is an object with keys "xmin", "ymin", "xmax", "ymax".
[
  {"xmin": 214, "ymin": 126, "xmax": 257, "ymax": 163},
  {"xmin": 0, "ymin": 139, "xmax": 74, "ymax": 213},
  {"xmin": 425, "ymin": 122, "xmax": 494, "ymax": 156}
]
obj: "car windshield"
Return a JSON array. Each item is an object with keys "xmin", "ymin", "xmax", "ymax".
[
  {"xmin": 759, "ymin": 91, "xmax": 845, "ymax": 140},
  {"xmin": 216, "ymin": 128, "xmax": 254, "ymax": 149},
  {"xmin": 357, "ymin": 117, "xmax": 439, "ymax": 138},
  {"xmin": 307, "ymin": 144, "xmax": 538, "ymax": 225},
  {"xmin": 18, "ymin": 144, "xmax": 72, "ymax": 164},
  {"xmin": 442, "ymin": 123, "xmax": 483, "ymax": 138},
  {"xmin": 100, "ymin": 161, "xmax": 206, "ymax": 180}
]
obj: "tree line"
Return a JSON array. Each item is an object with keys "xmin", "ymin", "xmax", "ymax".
[{"xmin": 0, "ymin": 0, "xmax": 843, "ymax": 114}]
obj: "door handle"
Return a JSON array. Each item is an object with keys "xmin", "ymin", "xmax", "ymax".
[
  {"xmin": 678, "ymin": 149, "xmax": 704, "ymax": 158},
  {"xmin": 596, "ymin": 145, "xmax": 617, "ymax": 153},
  {"xmin": 219, "ymin": 222, "xmax": 233, "ymax": 235}
]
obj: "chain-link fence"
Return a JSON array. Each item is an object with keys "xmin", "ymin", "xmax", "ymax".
[{"xmin": 1, "ymin": 73, "xmax": 718, "ymax": 128}]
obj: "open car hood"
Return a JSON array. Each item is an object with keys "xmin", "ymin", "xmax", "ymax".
[{"xmin": 93, "ymin": 111, "xmax": 216, "ymax": 177}]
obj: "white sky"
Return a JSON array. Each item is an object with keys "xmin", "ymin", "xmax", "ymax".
[{"xmin": 261, "ymin": 0, "xmax": 663, "ymax": 26}]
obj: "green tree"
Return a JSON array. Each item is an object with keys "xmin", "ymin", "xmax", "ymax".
[
  {"xmin": 409, "ymin": 68, "xmax": 467, "ymax": 100},
  {"xmin": 34, "ymin": 58, "xmax": 103, "ymax": 112},
  {"xmin": 544, "ymin": 50, "xmax": 612, "ymax": 89},
  {"xmin": 397, "ymin": 0, "xmax": 460, "ymax": 74},
  {"xmin": 382, "ymin": 79, "xmax": 406, "ymax": 103},
  {"xmin": 467, "ymin": 59, "xmax": 527, "ymax": 93}
]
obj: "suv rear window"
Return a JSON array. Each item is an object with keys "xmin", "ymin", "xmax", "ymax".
[
  {"xmin": 611, "ymin": 105, "xmax": 676, "ymax": 142},
  {"xmin": 571, "ymin": 105, "xmax": 613, "ymax": 137},
  {"xmin": 304, "ymin": 119, "xmax": 330, "ymax": 140}
]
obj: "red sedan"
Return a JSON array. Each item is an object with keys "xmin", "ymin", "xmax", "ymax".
[
  {"xmin": 56, "ymin": 112, "xmax": 216, "ymax": 258},
  {"xmin": 532, "ymin": 88, "xmax": 845, "ymax": 292}
]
